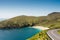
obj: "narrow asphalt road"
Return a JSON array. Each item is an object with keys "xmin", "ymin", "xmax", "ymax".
[{"xmin": 47, "ymin": 29, "xmax": 60, "ymax": 40}]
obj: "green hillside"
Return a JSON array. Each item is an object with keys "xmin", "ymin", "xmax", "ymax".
[{"xmin": 0, "ymin": 12, "xmax": 60, "ymax": 29}]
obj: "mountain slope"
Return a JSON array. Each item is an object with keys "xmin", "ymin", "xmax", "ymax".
[{"xmin": 0, "ymin": 12, "xmax": 60, "ymax": 29}]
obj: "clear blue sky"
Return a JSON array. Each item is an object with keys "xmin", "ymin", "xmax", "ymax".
[{"xmin": 0, "ymin": 0, "xmax": 60, "ymax": 18}]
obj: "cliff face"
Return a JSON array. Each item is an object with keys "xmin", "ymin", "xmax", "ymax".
[{"xmin": 0, "ymin": 12, "xmax": 60, "ymax": 29}]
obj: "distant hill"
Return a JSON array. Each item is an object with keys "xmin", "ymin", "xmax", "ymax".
[
  {"xmin": 47, "ymin": 12, "xmax": 60, "ymax": 20},
  {"xmin": 0, "ymin": 12, "xmax": 60, "ymax": 29},
  {"xmin": 48, "ymin": 12, "xmax": 60, "ymax": 16}
]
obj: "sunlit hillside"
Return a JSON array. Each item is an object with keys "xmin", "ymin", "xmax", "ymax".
[{"xmin": 0, "ymin": 12, "xmax": 60, "ymax": 29}]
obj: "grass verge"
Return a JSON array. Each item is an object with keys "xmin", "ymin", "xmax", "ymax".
[{"xmin": 27, "ymin": 30, "xmax": 51, "ymax": 40}]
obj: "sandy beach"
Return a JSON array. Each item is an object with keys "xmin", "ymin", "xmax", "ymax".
[{"xmin": 32, "ymin": 26, "xmax": 49, "ymax": 30}]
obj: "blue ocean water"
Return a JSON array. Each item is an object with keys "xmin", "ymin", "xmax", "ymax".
[{"xmin": 0, "ymin": 27, "xmax": 41, "ymax": 40}]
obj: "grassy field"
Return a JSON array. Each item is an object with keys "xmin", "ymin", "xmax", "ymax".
[
  {"xmin": 27, "ymin": 30, "xmax": 51, "ymax": 40},
  {"xmin": 57, "ymin": 30, "xmax": 60, "ymax": 34}
]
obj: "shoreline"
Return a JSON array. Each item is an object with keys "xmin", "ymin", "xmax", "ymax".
[
  {"xmin": 32, "ymin": 26, "xmax": 49, "ymax": 30},
  {"xmin": 27, "ymin": 26, "xmax": 50, "ymax": 40}
]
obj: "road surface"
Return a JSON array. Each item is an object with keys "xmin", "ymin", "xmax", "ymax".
[{"xmin": 47, "ymin": 29, "xmax": 60, "ymax": 40}]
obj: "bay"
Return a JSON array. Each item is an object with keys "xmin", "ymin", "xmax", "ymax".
[{"xmin": 0, "ymin": 27, "xmax": 41, "ymax": 40}]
